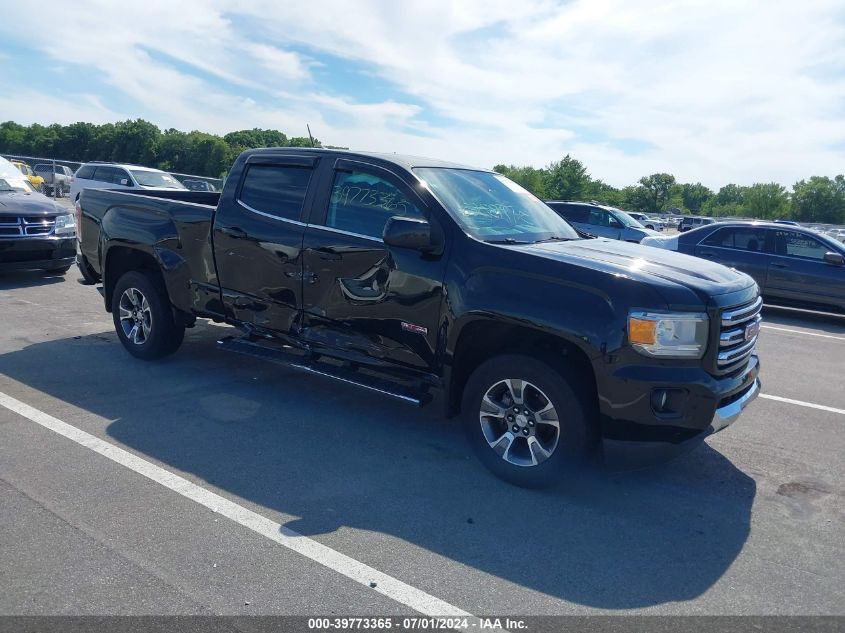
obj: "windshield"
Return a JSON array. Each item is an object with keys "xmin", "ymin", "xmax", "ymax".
[
  {"xmin": 129, "ymin": 170, "xmax": 186, "ymax": 189},
  {"xmin": 614, "ymin": 209, "xmax": 645, "ymax": 228},
  {"xmin": 414, "ymin": 168, "xmax": 579, "ymax": 242}
]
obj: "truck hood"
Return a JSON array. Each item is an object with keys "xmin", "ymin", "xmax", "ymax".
[
  {"xmin": 0, "ymin": 191, "xmax": 64, "ymax": 217},
  {"xmin": 510, "ymin": 237, "xmax": 754, "ymax": 302}
]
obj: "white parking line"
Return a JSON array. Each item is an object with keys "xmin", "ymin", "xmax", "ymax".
[
  {"xmin": 0, "ymin": 391, "xmax": 472, "ymax": 618},
  {"xmin": 761, "ymin": 325, "xmax": 845, "ymax": 341},
  {"xmin": 760, "ymin": 394, "xmax": 845, "ymax": 415}
]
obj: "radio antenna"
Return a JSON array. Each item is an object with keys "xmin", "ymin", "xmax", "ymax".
[{"xmin": 306, "ymin": 124, "xmax": 315, "ymax": 147}]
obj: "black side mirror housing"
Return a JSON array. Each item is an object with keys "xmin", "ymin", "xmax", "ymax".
[
  {"xmin": 383, "ymin": 216, "xmax": 433, "ymax": 252},
  {"xmin": 824, "ymin": 251, "xmax": 844, "ymax": 266}
]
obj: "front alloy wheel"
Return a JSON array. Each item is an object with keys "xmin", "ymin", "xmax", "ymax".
[
  {"xmin": 118, "ymin": 287, "xmax": 152, "ymax": 345},
  {"xmin": 479, "ymin": 379, "xmax": 560, "ymax": 467},
  {"xmin": 462, "ymin": 354, "xmax": 594, "ymax": 488}
]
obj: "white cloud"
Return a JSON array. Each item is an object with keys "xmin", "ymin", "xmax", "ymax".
[
  {"xmin": 245, "ymin": 44, "xmax": 312, "ymax": 82},
  {"xmin": 0, "ymin": 88, "xmax": 125, "ymax": 126},
  {"xmin": 1, "ymin": 0, "xmax": 844, "ymax": 187}
]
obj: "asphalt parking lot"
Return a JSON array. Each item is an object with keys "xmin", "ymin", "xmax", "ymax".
[{"xmin": 0, "ymin": 267, "xmax": 843, "ymax": 617}]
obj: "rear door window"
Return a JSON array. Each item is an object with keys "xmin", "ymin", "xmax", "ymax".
[
  {"xmin": 238, "ymin": 164, "xmax": 314, "ymax": 221},
  {"xmin": 702, "ymin": 227, "xmax": 767, "ymax": 252}
]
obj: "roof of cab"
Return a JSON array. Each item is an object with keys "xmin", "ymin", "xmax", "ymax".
[{"xmin": 239, "ymin": 147, "xmax": 488, "ymax": 172}]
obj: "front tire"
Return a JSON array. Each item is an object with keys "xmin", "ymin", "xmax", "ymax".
[
  {"xmin": 461, "ymin": 354, "xmax": 595, "ymax": 488},
  {"xmin": 111, "ymin": 270, "xmax": 184, "ymax": 360}
]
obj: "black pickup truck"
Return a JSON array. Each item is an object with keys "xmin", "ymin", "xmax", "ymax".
[{"xmin": 77, "ymin": 148, "xmax": 761, "ymax": 486}]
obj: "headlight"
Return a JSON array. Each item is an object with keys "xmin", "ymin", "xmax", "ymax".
[
  {"xmin": 628, "ymin": 310, "xmax": 709, "ymax": 359},
  {"xmin": 54, "ymin": 213, "xmax": 76, "ymax": 236}
]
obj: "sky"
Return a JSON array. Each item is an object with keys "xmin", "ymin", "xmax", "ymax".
[{"xmin": 1, "ymin": 0, "xmax": 844, "ymax": 189}]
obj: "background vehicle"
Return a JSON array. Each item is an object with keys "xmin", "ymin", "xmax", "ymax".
[
  {"xmin": 642, "ymin": 221, "xmax": 845, "ymax": 313},
  {"xmin": 825, "ymin": 228, "xmax": 845, "ymax": 243},
  {"xmin": 0, "ymin": 156, "xmax": 76, "ymax": 274},
  {"xmin": 545, "ymin": 201, "xmax": 661, "ymax": 242},
  {"xmin": 679, "ymin": 216, "xmax": 717, "ymax": 232},
  {"xmin": 70, "ymin": 162, "xmax": 186, "ymax": 201},
  {"xmin": 628, "ymin": 212, "xmax": 664, "ymax": 231},
  {"xmin": 33, "ymin": 164, "xmax": 74, "ymax": 197},
  {"xmin": 181, "ymin": 178, "xmax": 217, "ymax": 192},
  {"xmin": 11, "ymin": 160, "xmax": 44, "ymax": 192},
  {"xmin": 79, "ymin": 148, "xmax": 760, "ymax": 487}
]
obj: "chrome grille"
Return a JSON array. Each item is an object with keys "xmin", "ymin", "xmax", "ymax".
[
  {"xmin": 717, "ymin": 296, "xmax": 762, "ymax": 369},
  {"xmin": 0, "ymin": 216, "xmax": 56, "ymax": 237}
]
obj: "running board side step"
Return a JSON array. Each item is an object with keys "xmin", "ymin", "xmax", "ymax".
[{"xmin": 217, "ymin": 336, "xmax": 430, "ymax": 407}]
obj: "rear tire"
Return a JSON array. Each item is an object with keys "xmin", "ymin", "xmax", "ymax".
[
  {"xmin": 111, "ymin": 270, "xmax": 184, "ymax": 360},
  {"xmin": 461, "ymin": 354, "xmax": 595, "ymax": 488}
]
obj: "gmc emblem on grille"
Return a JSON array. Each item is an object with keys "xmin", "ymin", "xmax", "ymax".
[{"xmin": 745, "ymin": 321, "xmax": 760, "ymax": 342}]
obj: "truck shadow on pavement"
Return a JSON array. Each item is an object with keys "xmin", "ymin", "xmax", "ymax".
[{"xmin": 0, "ymin": 323, "xmax": 757, "ymax": 610}]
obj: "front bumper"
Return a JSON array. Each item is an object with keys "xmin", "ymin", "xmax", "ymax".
[
  {"xmin": 601, "ymin": 353, "xmax": 761, "ymax": 470},
  {"xmin": 0, "ymin": 237, "xmax": 76, "ymax": 271}
]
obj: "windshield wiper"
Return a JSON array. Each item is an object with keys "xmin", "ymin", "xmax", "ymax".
[
  {"xmin": 532, "ymin": 236, "xmax": 576, "ymax": 243},
  {"xmin": 484, "ymin": 238, "xmax": 532, "ymax": 244}
]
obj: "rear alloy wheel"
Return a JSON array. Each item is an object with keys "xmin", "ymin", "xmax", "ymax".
[
  {"xmin": 462, "ymin": 354, "xmax": 594, "ymax": 488},
  {"xmin": 118, "ymin": 287, "xmax": 153, "ymax": 346},
  {"xmin": 111, "ymin": 270, "xmax": 184, "ymax": 360}
]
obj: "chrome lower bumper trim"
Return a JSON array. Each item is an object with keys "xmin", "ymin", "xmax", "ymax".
[{"xmin": 712, "ymin": 377, "xmax": 761, "ymax": 433}]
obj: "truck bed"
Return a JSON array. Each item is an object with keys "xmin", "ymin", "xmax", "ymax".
[{"xmin": 78, "ymin": 187, "xmax": 223, "ymax": 318}]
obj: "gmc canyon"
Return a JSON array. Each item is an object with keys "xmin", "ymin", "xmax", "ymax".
[{"xmin": 77, "ymin": 149, "xmax": 761, "ymax": 486}]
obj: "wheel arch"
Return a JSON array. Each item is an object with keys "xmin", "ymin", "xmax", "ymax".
[
  {"xmin": 103, "ymin": 245, "xmax": 164, "ymax": 313},
  {"xmin": 445, "ymin": 319, "xmax": 599, "ymax": 423}
]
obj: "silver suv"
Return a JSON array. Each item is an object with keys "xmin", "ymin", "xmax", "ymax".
[
  {"xmin": 70, "ymin": 162, "xmax": 185, "ymax": 202},
  {"xmin": 545, "ymin": 201, "xmax": 661, "ymax": 243}
]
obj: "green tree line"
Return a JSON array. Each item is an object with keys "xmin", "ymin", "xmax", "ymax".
[
  {"xmin": 2, "ymin": 120, "xmax": 843, "ymax": 223},
  {"xmin": 0, "ymin": 119, "xmax": 320, "ymax": 178},
  {"xmin": 495, "ymin": 156, "xmax": 845, "ymax": 224}
]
